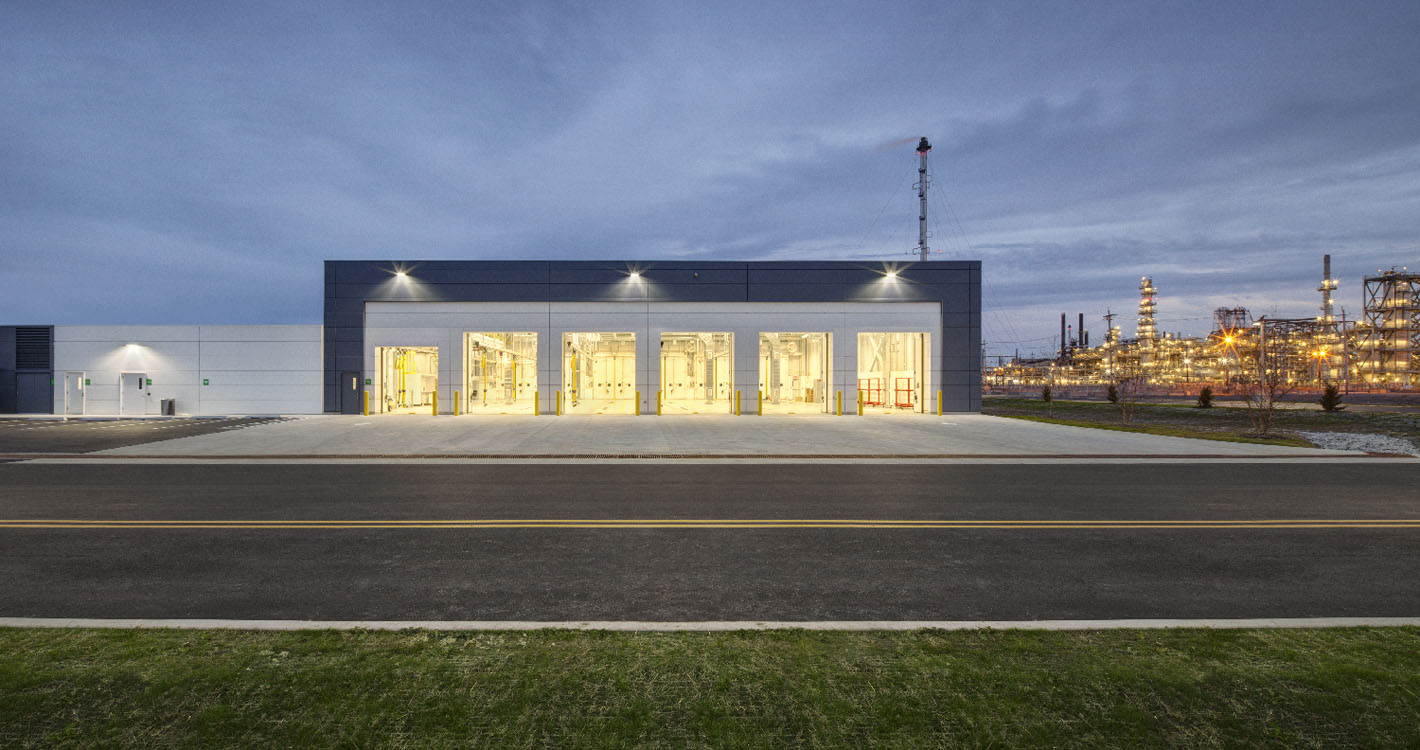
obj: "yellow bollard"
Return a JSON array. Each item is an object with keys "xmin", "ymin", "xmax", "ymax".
[
  {"xmin": 556, "ymin": 390, "xmax": 562, "ymax": 416},
  {"xmin": 656, "ymin": 390, "xmax": 662, "ymax": 416},
  {"xmin": 836, "ymin": 390, "xmax": 842, "ymax": 416},
  {"xmin": 857, "ymin": 390, "xmax": 864, "ymax": 416},
  {"xmin": 937, "ymin": 390, "xmax": 943, "ymax": 416},
  {"xmin": 757, "ymin": 390, "xmax": 762, "ymax": 416},
  {"xmin": 735, "ymin": 390, "xmax": 741, "ymax": 416},
  {"xmin": 363, "ymin": 389, "xmax": 369, "ymax": 416},
  {"xmin": 432, "ymin": 390, "xmax": 439, "ymax": 416},
  {"xmin": 455, "ymin": 390, "xmax": 460, "ymax": 416},
  {"xmin": 534, "ymin": 391, "xmax": 540, "ymax": 416},
  {"xmin": 635, "ymin": 390, "xmax": 640, "ymax": 416}
]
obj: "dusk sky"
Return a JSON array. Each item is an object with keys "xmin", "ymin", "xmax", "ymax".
[{"xmin": 4, "ymin": 1, "xmax": 1418, "ymax": 358}]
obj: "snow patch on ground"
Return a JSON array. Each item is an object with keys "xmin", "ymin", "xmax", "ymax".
[{"xmin": 1296, "ymin": 431, "xmax": 1419, "ymax": 455}]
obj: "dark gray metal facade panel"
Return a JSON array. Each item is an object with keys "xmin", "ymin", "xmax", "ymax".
[
  {"xmin": 0, "ymin": 326, "xmax": 14, "ymax": 370},
  {"xmin": 15, "ymin": 372, "xmax": 52, "ymax": 414},
  {"xmin": 748, "ymin": 269, "xmax": 848, "ymax": 284},
  {"xmin": 322, "ymin": 260, "xmax": 981, "ymax": 413},
  {"xmin": 0, "ymin": 370, "xmax": 14, "ymax": 413},
  {"xmin": 747, "ymin": 283, "xmax": 848, "ymax": 302},
  {"xmin": 0, "ymin": 326, "xmax": 54, "ymax": 414}
]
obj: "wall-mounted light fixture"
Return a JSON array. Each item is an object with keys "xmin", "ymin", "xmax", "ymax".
[{"xmin": 628, "ymin": 271, "xmax": 641, "ymax": 280}]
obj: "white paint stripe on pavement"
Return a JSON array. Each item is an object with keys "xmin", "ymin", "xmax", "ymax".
[
  {"xmin": 1, "ymin": 617, "xmax": 1417, "ymax": 631},
  {"xmin": 14, "ymin": 456, "xmax": 1418, "ymax": 465}
]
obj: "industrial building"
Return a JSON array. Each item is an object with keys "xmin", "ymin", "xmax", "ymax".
[
  {"xmin": 2, "ymin": 259, "xmax": 983, "ymax": 416},
  {"xmin": 988, "ymin": 255, "xmax": 1420, "ymax": 392}
]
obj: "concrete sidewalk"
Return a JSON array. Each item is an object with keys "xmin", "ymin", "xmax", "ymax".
[{"xmin": 93, "ymin": 414, "xmax": 1354, "ymax": 457}]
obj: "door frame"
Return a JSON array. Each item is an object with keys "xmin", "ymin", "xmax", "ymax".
[
  {"xmin": 119, "ymin": 371, "xmax": 148, "ymax": 416},
  {"xmin": 64, "ymin": 371, "xmax": 86, "ymax": 415},
  {"xmin": 341, "ymin": 371, "xmax": 362, "ymax": 414}
]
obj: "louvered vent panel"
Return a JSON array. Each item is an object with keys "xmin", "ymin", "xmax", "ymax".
[{"xmin": 15, "ymin": 327, "xmax": 51, "ymax": 369}]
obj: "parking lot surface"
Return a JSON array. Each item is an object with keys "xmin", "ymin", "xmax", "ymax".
[{"xmin": 0, "ymin": 418, "xmax": 287, "ymax": 454}]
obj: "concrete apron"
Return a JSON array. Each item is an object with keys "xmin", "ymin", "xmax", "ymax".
[{"xmin": 80, "ymin": 413, "xmax": 1362, "ymax": 458}]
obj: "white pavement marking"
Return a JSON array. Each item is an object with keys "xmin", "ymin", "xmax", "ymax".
[
  {"xmin": 1, "ymin": 617, "xmax": 1417, "ymax": 631},
  {"xmin": 14, "ymin": 456, "xmax": 1420, "ymax": 465}
]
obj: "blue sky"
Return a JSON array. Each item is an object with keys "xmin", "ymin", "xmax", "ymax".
[{"xmin": 3, "ymin": 1, "xmax": 1418, "ymax": 357}]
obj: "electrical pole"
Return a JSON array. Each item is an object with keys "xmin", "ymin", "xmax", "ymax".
[{"xmin": 915, "ymin": 137, "xmax": 931, "ymax": 261}]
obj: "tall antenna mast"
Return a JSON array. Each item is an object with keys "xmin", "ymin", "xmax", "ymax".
[{"xmin": 915, "ymin": 137, "xmax": 931, "ymax": 261}]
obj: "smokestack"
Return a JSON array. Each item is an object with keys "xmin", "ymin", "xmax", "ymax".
[
  {"xmin": 1078, "ymin": 313, "xmax": 1085, "ymax": 350},
  {"xmin": 1061, "ymin": 313, "xmax": 1067, "ymax": 360}
]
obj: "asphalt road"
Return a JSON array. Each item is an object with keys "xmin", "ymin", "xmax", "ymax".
[
  {"xmin": 0, "ymin": 417, "xmax": 287, "ymax": 454},
  {"xmin": 2, "ymin": 463, "xmax": 1418, "ymax": 621}
]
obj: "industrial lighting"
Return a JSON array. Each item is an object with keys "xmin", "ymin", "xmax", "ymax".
[
  {"xmin": 396, "ymin": 271, "xmax": 408, "ymax": 278},
  {"xmin": 885, "ymin": 270, "xmax": 898, "ymax": 279},
  {"xmin": 629, "ymin": 271, "xmax": 641, "ymax": 280}
]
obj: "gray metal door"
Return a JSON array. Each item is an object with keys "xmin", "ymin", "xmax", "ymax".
[
  {"xmin": 16, "ymin": 373, "xmax": 52, "ymax": 414},
  {"xmin": 120, "ymin": 372, "xmax": 149, "ymax": 416},
  {"xmin": 64, "ymin": 372, "xmax": 85, "ymax": 415},
  {"xmin": 340, "ymin": 371, "xmax": 362, "ymax": 414}
]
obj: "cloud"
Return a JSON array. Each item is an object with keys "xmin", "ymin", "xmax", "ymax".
[{"xmin": 1, "ymin": 0, "xmax": 1417, "ymax": 347}]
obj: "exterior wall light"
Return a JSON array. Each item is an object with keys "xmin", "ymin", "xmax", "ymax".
[
  {"xmin": 629, "ymin": 271, "xmax": 641, "ymax": 280},
  {"xmin": 885, "ymin": 270, "xmax": 898, "ymax": 279},
  {"xmin": 396, "ymin": 271, "xmax": 408, "ymax": 278}
]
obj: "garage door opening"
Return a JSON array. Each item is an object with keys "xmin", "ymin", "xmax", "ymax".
[
  {"xmin": 563, "ymin": 332, "xmax": 635, "ymax": 414},
  {"xmin": 759, "ymin": 332, "xmax": 830, "ymax": 414},
  {"xmin": 857, "ymin": 332, "xmax": 929, "ymax": 414},
  {"xmin": 376, "ymin": 346, "xmax": 438, "ymax": 414},
  {"xmin": 659, "ymin": 332, "xmax": 733, "ymax": 414},
  {"xmin": 464, "ymin": 332, "xmax": 536, "ymax": 415}
]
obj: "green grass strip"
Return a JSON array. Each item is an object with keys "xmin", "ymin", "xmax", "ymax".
[
  {"xmin": 3, "ymin": 627, "xmax": 1418, "ymax": 748},
  {"xmin": 993, "ymin": 414, "xmax": 1311, "ymax": 447}
]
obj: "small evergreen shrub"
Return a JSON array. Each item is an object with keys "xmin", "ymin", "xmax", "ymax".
[
  {"xmin": 1319, "ymin": 383, "xmax": 1345, "ymax": 412},
  {"xmin": 1197, "ymin": 386, "xmax": 1213, "ymax": 409},
  {"xmin": 1106, "ymin": 383, "xmax": 1119, "ymax": 404},
  {"xmin": 1041, "ymin": 385, "xmax": 1052, "ymax": 403}
]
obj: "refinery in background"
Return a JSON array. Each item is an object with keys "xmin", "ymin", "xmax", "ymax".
[{"xmin": 986, "ymin": 256, "xmax": 1420, "ymax": 393}]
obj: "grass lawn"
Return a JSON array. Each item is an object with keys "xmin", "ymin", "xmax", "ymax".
[
  {"xmin": 983, "ymin": 397, "xmax": 1420, "ymax": 448},
  {"xmin": 3, "ymin": 627, "xmax": 1419, "ymax": 748}
]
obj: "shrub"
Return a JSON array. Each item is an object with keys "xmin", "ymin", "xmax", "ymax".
[
  {"xmin": 1319, "ymin": 383, "xmax": 1345, "ymax": 412},
  {"xmin": 1197, "ymin": 386, "xmax": 1213, "ymax": 409},
  {"xmin": 1106, "ymin": 383, "xmax": 1119, "ymax": 404}
]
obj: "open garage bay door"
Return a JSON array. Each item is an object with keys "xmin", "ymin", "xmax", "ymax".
[
  {"xmin": 464, "ymin": 332, "xmax": 536, "ymax": 415},
  {"xmin": 660, "ymin": 332, "xmax": 732, "ymax": 414},
  {"xmin": 563, "ymin": 332, "xmax": 635, "ymax": 414},
  {"xmin": 760, "ymin": 332, "xmax": 830, "ymax": 414},
  {"xmin": 376, "ymin": 346, "xmax": 437, "ymax": 414},
  {"xmin": 857, "ymin": 332, "xmax": 929, "ymax": 414}
]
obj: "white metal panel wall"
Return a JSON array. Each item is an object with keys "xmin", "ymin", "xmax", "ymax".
[
  {"xmin": 52, "ymin": 325, "xmax": 323, "ymax": 415},
  {"xmin": 364, "ymin": 302, "xmax": 942, "ymax": 414}
]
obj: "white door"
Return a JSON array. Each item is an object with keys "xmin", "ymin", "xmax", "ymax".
[
  {"xmin": 119, "ymin": 372, "xmax": 149, "ymax": 416},
  {"xmin": 64, "ymin": 372, "xmax": 85, "ymax": 415}
]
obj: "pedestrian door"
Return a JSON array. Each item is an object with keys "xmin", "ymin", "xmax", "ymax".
[
  {"xmin": 340, "ymin": 371, "xmax": 362, "ymax": 414},
  {"xmin": 119, "ymin": 372, "xmax": 149, "ymax": 416},
  {"xmin": 64, "ymin": 372, "xmax": 85, "ymax": 415}
]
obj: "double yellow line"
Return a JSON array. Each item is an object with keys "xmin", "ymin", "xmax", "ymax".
[{"xmin": 3, "ymin": 519, "xmax": 1420, "ymax": 530}]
